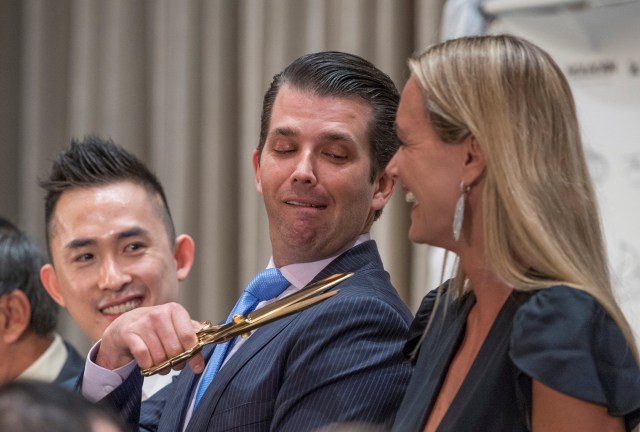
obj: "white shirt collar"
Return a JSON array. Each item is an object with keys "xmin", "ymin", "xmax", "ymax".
[
  {"xmin": 269, "ymin": 233, "xmax": 370, "ymax": 292},
  {"xmin": 18, "ymin": 333, "xmax": 67, "ymax": 382}
]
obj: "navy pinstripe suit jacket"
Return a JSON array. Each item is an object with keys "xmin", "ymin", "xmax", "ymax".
[{"xmin": 106, "ymin": 240, "xmax": 413, "ymax": 431}]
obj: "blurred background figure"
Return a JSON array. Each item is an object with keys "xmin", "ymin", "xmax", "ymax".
[
  {"xmin": 0, "ymin": 379, "xmax": 125, "ymax": 432},
  {"xmin": 0, "ymin": 216, "xmax": 83, "ymax": 385}
]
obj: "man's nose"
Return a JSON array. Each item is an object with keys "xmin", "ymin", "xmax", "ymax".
[
  {"xmin": 292, "ymin": 152, "xmax": 317, "ymax": 185},
  {"xmin": 98, "ymin": 256, "xmax": 131, "ymax": 290}
]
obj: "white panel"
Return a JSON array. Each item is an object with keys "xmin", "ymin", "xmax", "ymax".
[{"xmin": 488, "ymin": 0, "xmax": 640, "ymax": 340}]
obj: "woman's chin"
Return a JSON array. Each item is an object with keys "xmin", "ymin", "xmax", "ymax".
[{"xmin": 408, "ymin": 225, "xmax": 427, "ymax": 245}]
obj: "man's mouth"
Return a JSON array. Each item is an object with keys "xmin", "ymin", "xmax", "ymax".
[
  {"xmin": 100, "ymin": 298, "xmax": 143, "ymax": 315},
  {"xmin": 285, "ymin": 200, "xmax": 326, "ymax": 208}
]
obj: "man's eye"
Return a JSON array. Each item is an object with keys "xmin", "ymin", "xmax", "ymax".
[
  {"xmin": 124, "ymin": 243, "xmax": 144, "ymax": 252},
  {"xmin": 325, "ymin": 152, "xmax": 348, "ymax": 160},
  {"xmin": 75, "ymin": 253, "xmax": 94, "ymax": 262}
]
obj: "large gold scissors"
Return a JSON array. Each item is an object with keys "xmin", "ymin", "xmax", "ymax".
[{"xmin": 141, "ymin": 272, "xmax": 353, "ymax": 376}]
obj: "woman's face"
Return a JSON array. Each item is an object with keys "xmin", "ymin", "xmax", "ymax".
[{"xmin": 386, "ymin": 77, "xmax": 467, "ymax": 249}]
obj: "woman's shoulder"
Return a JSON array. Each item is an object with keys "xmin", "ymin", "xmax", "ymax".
[
  {"xmin": 509, "ymin": 285, "xmax": 640, "ymax": 422},
  {"xmin": 513, "ymin": 285, "xmax": 601, "ymax": 330},
  {"xmin": 403, "ymin": 280, "xmax": 471, "ymax": 359},
  {"xmin": 511, "ymin": 285, "xmax": 624, "ymax": 352}
]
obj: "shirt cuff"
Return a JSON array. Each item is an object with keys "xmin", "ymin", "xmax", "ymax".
[{"xmin": 81, "ymin": 340, "xmax": 137, "ymax": 402}]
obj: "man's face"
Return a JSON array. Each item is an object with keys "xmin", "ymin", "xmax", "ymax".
[
  {"xmin": 40, "ymin": 181, "xmax": 193, "ymax": 342},
  {"xmin": 254, "ymin": 85, "xmax": 394, "ymax": 267}
]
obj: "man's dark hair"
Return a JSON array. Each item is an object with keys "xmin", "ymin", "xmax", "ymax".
[
  {"xmin": 39, "ymin": 136, "xmax": 175, "ymax": 258},
  {"xmin": 258, "ymin": 51, "xmax": 400, "ymax": 220},
  {"xmin": 0, "ymin": 217, "xmax": 57, "ymax": 335}
]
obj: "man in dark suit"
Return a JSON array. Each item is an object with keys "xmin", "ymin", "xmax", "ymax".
[
  {"xmin": 0, "ymin": 216, "xmax": 83, "ymax": 385},
  {"xmin": 81, "ymin": 51, "xmax": 412, "ymax": 431}
]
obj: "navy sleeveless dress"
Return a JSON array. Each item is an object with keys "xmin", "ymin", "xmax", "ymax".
[{"xmin": 392, "ymin": 283, "xmax": 640, "ymax": 431}]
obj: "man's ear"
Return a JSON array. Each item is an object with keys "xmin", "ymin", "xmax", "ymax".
[
  {"xmin": 252, "ymin": 149, "xmax": 263, "ymax": 195},
  {"xmin": 40, "ymin": 264, "xmax": 66, "ymax": 307},
  {"xmin": 174, "ymin": 234, "xmax": 195, "ymax": 282},
  {"xmin": 462, "ymin": 135, "xmax": 486, "ymax": 186},
  {"xmin": 371, "ymin": 171, "xmax": 396, "ymax": 212},
  {"xmin": 0, "ymin": 290, "xmax": 31, "ymax": 344}
]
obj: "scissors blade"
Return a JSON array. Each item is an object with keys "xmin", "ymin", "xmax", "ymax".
[
  {"xmin": 210, "ymin": 272, "xmax": 352, "ymax": 340},
  {"xmin": 246, "ymin": 272, "xmax": 353, "ymax": 323},
  {"xmin": 140, "ymin": 272, "xmax": 352, "ymax": 377},
  {"xmin": 226, "ymin": 289, "xmax": 340, "ymax": 338},
  {"xmin": 195, "ymin": 272, "xmax": 352, "ymax": 344}
]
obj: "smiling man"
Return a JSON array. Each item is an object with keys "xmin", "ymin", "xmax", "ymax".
[{"xmin": 39, "ymin": 136, "xmax": 195, "ymax": 396}]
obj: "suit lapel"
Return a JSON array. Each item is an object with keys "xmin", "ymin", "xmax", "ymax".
[
  {"xmin": 186, "ymin": 313, "xmax": 300, "ymax": 430},
  {"xmin": 313, "ymin": 240, "xmax": 380, "ymax": 283},
  {"xmin": 157, "ymin": 345, "xmax": 216, "ymax": 432},
  {"xmin": 184, "ymin": 240, "xmax": 380, "ymax": 430}
]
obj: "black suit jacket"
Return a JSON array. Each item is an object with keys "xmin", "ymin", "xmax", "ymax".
[
  {"xmin": 105, "ymin": 240, "xmax": 412, "ymax": 431},
  {"xmin": 56, "ymin": 340, "xmax": 85, "ymax": 388}
]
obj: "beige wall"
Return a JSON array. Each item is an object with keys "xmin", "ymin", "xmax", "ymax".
[{"xmin": 0, "ymin": 0, "xmax": 445, "ymax": 353}]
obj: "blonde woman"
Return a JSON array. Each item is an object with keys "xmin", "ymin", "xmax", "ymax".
[{"xmin": 387, "ymin": 34, "xmax": 640, "ymax": 431}]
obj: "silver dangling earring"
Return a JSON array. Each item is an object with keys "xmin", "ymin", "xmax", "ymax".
[{"xmin": 453, "ymin": 181, "xmax": 470, "ymax": 241}]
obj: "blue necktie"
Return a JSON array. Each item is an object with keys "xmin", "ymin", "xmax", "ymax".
[{"xmin": 193, "ymin": 268, "xmax": 290, "ymax": 407}]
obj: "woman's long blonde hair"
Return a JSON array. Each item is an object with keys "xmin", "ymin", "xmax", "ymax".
[{"xmin": 409, "ymin": 34, "xmax": 638, "ymax": 359}]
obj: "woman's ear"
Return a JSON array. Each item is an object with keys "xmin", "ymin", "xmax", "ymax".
[{"xmin": 463, "ymin": 135, "xmax": 485, "ymax": 185}]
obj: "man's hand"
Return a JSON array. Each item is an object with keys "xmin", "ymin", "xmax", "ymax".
[{"xmin": 95, "ymin": 302, "xmax": 206, "ymax": 374}]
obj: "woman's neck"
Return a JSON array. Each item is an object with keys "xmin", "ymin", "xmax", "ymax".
[{"xmin": 459, "ymin": 249, "xmax": 512, "ymax": 321}]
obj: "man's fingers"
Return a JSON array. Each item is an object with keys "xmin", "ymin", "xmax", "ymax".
[
  {"xmin": 129, "ymin": 332, "xmax": 164, "ymax": 370},
  {"xmin": 97, "ymin": 303, "xmax": 198, "ymax": 371},
  {"xmin": 151, "ymin": 303, "xmax": 197, "ymax": 361},
  {"xmin": 191, "ymin": 320, "xmax": 205, "ymax": 332},
  {"xmin": 187, "ymin": 353, "xmax": 205, "ymax": 374}
]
